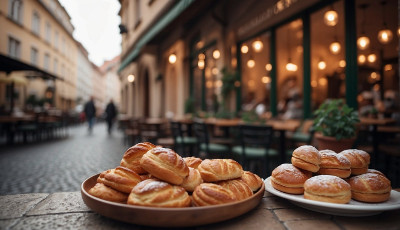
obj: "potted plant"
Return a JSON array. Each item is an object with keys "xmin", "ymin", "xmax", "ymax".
[{"xmin": 312, "ymin": 99, "xmax": 360, "ymax": 152}]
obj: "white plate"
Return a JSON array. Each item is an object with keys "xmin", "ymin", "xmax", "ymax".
[{"xmin": 264, "ymin": 177, "xmax": 400, "ymax": 216}]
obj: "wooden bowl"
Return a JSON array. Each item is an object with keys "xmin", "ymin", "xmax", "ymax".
[{"xmin": 81, "ymin": 174, "xmax": 265, "ymax": 227}]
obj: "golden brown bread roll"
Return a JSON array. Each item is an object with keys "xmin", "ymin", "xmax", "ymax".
[
  {"xmin": 88, "ymin": 183, "xmax": 128, "ymax": 203},
  {"xmin": 183, "ymin": 157, "xmax": 202, "ymax": 169},
  {"xmin": 240, "ymin": 171, "xmax": 263, "ymax": 192},
  {"xmin": 271, "ymin": 163, "xmax": 312, "ymax": 194},
  {"xmin": 317, "ymin": 149, "xmax": 351, "ymax": 178},
  {"xmin": 140, "ymin": 147, "xmax": 189, "ymax": 185},
  {"xmin": 291, "ymin": 145, "xmax": 321, "ymax": 172},
  {"xmin": 127, "ymin": 179, "xmax": 191, "ymax": 207},
  {"xmin": 120, "ymin": 142, "xmax": 156, "ymax": 174},
  {"xmin": 304, "ymin": 175, "xmax": 351, "ymax": 204},
  {"xmin": 180, "ymin": 167, "xmax": 203, "ymax": 192},
  {"xmin": 97, "ymin": 166, "xmax": 142, "ymax": 193},
  {"xmin": 217, "ymin": 179, "xmax": 253, "ymax": 200},
  {"xmin": 192, "ymin": 183, "xmax": 237, "ymax": 206},
  {"xmin": 349, "ymin": 173, "xmax": 391, "ymax": 203},
  {"xmin": 338, "ymin": 149, "xmax": 370, "ymax": 175},
  {"xmin": 197, "ymin": 159, "xmax": 243, "ymax": 182}
]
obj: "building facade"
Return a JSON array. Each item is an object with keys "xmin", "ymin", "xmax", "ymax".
[
  {"xmin": 76, "ymin": 42, "xmax": 93, "ymax": 111},
  {"xmin": 0, "ymin": 0, "xmax": 78, "ymax": 113},
  {"xmin": 119, "ymin": 0, "xmax": 399, "ymax": 120},
  {"xmin": 0, "ymin": 0, "xmax": 120, "ymax": 117},
  {"xmin": 100, "ymin": 55, "xmax": 121, "ymax": 109}
]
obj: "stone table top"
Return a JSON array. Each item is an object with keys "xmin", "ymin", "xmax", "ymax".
[{"xmin": 1, "ymin": 191, "xmax": 400, "ymax": 230}]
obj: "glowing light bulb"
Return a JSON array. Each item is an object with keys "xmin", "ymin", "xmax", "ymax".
[
  {"xmin": 319, "ymin": 78, "xmax": 328, "ymax": 86},
  {"xmin": 367, "ymin": 54, "xmax": 377, "ymax": 63},
  {"xmin": 384, "ymin": 64, "xmax": 392, "ymax": 71},
  {"xmin": 318, "ymin": 61, "xmax": 326, "ymax": 70},
  {"xmin": 252, "ymin": 40, "xmax": 263, "ymax": 52},
  {"xmin": 247, "ymin": 59, "xmax": 255, "ymax": 68},
  {"xmin": 262, "ymin": 76, "xmax": 271, "ymax": 84},
  {"xmin": 211, "ymin": 67, "xmax": 219, "ymax": 75},
  {"xmin": 329, "ymin": 42, "xmax": 341, "ymax": 54},
  {"xmin": 311, "ymin": 80, "xmax": 318, "ymax": 88},
  {"xmin": 168, "ymin": 54, "xmax": 176, "ymax": 64},
  {"xmin": 339, "ymin": 60, "xmax": 346, "ymax": 68},
  {"xmin": 212, "ymin": 49, "xmax": 220, "ymax": 59},
  {"xmin": 324, "ymin": 10, "xmax": 338, "ymax": 26},
  {"xmin": 241, "ymin": 45, "xmax": 249, "ymax": 54},
  {"xmin": 286, "ymin": 62, "xmax": 298, "ymax": 72},
  {"xmin": 358, "ymin": 54, "xmax": 366, "ymax": 64},
  {"xmin": 357, "ymin": 36, "xmax": 370, "ymax": 50},
  {"xmin": 377, "ymin": 29, "xmax": 393, "ymax": 44},
  {"xmin": 265, "ymin": 63, "xmax": 272, "ymax": 71},
  {"xmin": 198, "ymin": 59, "xmax": 205, "ymax": 69},
  {"xmin": 127, "ymin": 74, "xmax": 135, "ymax": 83}
]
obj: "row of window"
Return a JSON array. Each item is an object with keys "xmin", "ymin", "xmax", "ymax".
[
  {"xmin": 8, "ymin": 0, "xmax": 70, "ymax": 57},
  {"xmin": 8, "ymin": 36, "xmax": 71, "ymax": 78}
]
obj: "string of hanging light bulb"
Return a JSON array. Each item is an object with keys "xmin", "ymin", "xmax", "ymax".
[{"xmin": 377, "ymin": 0, "xmax": 393, "ymax": 44}]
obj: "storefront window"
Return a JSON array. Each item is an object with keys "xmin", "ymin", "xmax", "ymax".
[
  {"xmin": 192, "ymin": 41, "xmax": 221, "ymax": 114},
  {"xmin": 311, "ymin": 0, "xmax": 345, "ymax": 110},
  {"xmin": 240, "ymin": 32, "xmax": 271, "ymax": 116},
  {"xmin": 276, "ymin": 19, "xmax": 303, "ymax": 119},
  {"xmin": 356, "ymin": 0, "xmax": 398, "ymax": 118}
]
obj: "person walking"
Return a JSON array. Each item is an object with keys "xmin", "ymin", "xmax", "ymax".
[
  {"xmin": 105, "ymin": 99, "xmax": 117, "ymax": 134},
  {"xmin": 84, "ymin": 96, "xmax": 96, "ymax": 133}
]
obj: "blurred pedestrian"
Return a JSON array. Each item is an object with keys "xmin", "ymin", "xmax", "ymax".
[
  {"xmin": 105, "ymin": 99, "xmax": 117, "ymax": 134},
  {"xmin": 84, "ymin": 96, "xmax": 96, "ymax": 133}
]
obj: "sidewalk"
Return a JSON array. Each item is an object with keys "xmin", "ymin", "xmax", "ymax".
[
  {"xmin": 1, "ymin": 191, "xmax": 399, "ymax": 229},
  {"xmin": 0, "ymin": 123, "xmax": 129, "ymax": 195}
]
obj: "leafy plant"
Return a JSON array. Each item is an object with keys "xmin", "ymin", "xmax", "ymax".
[
  {"xmin": 184, "ymin": 97, "xmax": 195, "ymax": 114},
  {"xmin": 312, "ymin": 99, "xmax": 359, "ymax": 140},
  {"xmin": 221, "ymin": 67, "xmax": 238, "ymax": 99},
  {"xmin": 241, "ymin": 110, "xmax": 266, "ymax": 124},
  {"xmin": 215, "ymin": 109, "xmax": 235, "ymax": 119}
]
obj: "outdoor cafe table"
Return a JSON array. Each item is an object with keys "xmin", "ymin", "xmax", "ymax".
[
  {"xmin": 0, "ymin": 115, "xmax": 35, "ymax": 144},
  {"xmin": 203, "ymin": 118, "xmax": 301, "ymax": 163},
  {"xmin": 266, "ymin": 119, "xmax": 301, "ymax": 163},
  {"xmin": 1, "ymin": 190, "xmax": 399, "ymax": 229}
]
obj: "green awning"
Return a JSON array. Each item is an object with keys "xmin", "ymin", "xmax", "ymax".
[{"xmin": 118, "ymin": 0, "xmax": 195, "ymax": 73}]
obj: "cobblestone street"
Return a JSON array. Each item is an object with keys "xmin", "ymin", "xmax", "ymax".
[{"xmin": 0, "ymin": 123, "xmax": 129, "ymax": 195}]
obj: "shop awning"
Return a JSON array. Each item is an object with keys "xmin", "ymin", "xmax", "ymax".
[
  {"xmin": 118, "ymin": 0, "xmax": 195, "ymax": 73},
  {"xmin": 0, "ymin": 54, "xmax": 61, "ymax": 80}
]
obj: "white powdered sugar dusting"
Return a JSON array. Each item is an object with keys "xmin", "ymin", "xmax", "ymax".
[
  {"xmin": 275, "ymin": 163, "xmax": 308, "ymax": 180},
  {"xmin": 319, "ymin": 150, "xmax": 337, "ymax": 156},
  {"xmin": 136, "ymin": 179, "xmax": 168, "ymax": 193},
  {"xmin": 305, "ymin": 175, "xmax": 349, "ymax": 190},
  {"xmin": 296, "ymin": 145, "xmax": 318, "ymax": 153},
  {"xmin": 336, "ymin": 154, "xmax": 351, "ymax": 165},
  {"xmin": 355, "ymin": 173, "xmax": 390, "ymax": 188}
]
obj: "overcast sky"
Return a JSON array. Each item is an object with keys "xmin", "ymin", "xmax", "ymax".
[{"xmin": 59, "ymin": 0, "xmax": 121, "ymax": 66}]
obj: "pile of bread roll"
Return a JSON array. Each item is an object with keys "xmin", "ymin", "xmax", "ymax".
[
  {"xmin": 271, "ymin": 145, "xmax": 392, "ymax": 204},
  {"xmin": 88, "ymin": 142, "xmax": 263, "ymax": 207}
]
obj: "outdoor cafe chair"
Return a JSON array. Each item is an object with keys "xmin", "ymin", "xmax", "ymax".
[
  {"xmin": 192, "ymin": 119, "xmax": 230, "ymax": 159},
  {"xmin": 232, "ymin": 124, "xmax": 278, "ymax": 178},
  {"xmin": 124, "ymin": 118, "xmax": 140, "ymax": 145},
  {"xmin": 288, "ymin": 119, "xmax": 314, "ymax": 146},
  {"xmin": 170, "ymin": 121, "xmax": 197, "ymax": 157}
]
